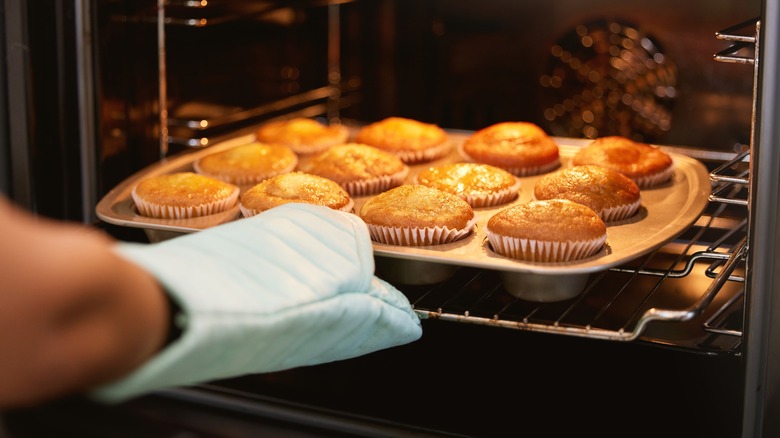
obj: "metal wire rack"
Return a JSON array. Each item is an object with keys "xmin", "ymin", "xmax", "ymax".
[
  {"xmin": 712, "ymin": 17, "xmax": 758, "ymax": 207},
  {"xmin": 151, "ymin": 0, "xmax": 353, "ymax": 152},
  {"xmin": 401, "ymin": 199, "xmax": 746, "ymax": 353}
]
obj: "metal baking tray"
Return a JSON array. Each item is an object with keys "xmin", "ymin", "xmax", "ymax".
[{"xmin": 96, "ymin": 130, "xmax": 711, "ymax": 301}]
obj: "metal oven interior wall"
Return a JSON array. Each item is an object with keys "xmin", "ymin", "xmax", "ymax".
[
  {"xmin": 0, "ymin": 1, "xmax": 761, "ymax": 216},
  {"xmin": 742, "ymin": 0, "xmax": 780, "ymax": 436},
  {"xmin": 345, "ymin": 0, "xmax": 759, "ymax": 152},
  {"xmin": 94, "ymin": 0, "xmax": 762, "ymax": 191}
]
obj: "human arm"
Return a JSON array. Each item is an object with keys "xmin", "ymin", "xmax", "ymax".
[
  {"xmin": 0, "ymin": 196, "xmax": 170, "ymax": 408},
  {"xmin": 0, "ymin": 196, "xmax": 422, "ymax": 407}
]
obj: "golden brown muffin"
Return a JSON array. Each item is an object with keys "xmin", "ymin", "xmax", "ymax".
[
  {"xmin": 254, "ymin": 118, "xmax": 350, "ymax": 155},
  {"xmin": 193, "ymin": 142, "xmax": 298, "ymax": 186},
  {"xmin": 299, "ymin": 143, "xmax": 410, "ymax": 197},
  {"xmin": 359, "ymin": 184, "xmax": 476, "ymax": 246},
  {"xmin": 571, "ymin": 136, "xmax": 674, "ymax": 188},
  {"xmin": 132, "ymin": 172, "xmax": 240, "ymax": 219},
  {"xmin": 239, "ymin": 172, "xmax": 354, "ymax": 217},
  {"xmin": 460, "ymin": 122, "xmax": 560, "ymax": 176},
  {"xmin": 533, "ymin": 165, "xmax": 641, "ymax": 222},
  {"xmin": 239, "ymin": 172, "xmax": 353, "ymax": 217},
  {"xmin": 485, "ymin": 199, "xmax": 607, "ymax": 262},
  {"xmin": 354, "ymin": 117, "xmax": 451, "ymax": 164},
  {"xmin": 415, "ymin": 162, "xmax": 521, "ymax": 208}
]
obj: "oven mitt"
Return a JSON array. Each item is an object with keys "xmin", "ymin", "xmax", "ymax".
[{"xmin": 90, "ymin": 203, "xmax": 422, "ymax": 403}]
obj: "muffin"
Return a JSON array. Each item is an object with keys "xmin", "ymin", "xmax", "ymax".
[
  {"xmin": 254, "ymin": 117, "xmax": 350, "ymax": 155},
  {"xmin": 415, "ymin": 162, "xmax": 521, "ymax": 208},
  {"xmin": 354, "ymin": 117, "xmax": 451, "ymax": 164},
  {"xmin": 193, "ymin": 142, "xmax": 297, "ymax": 186},
  {"xmin": 485, "ymin": 199, "xmax": 607, "ymax": 263},
  {"xmin": 359, "ymin": 185, "xmax": 476, "ymax": 246},
  {"xmin": 460, "ymin": 122, "xmax": 560, "ymax": 176},
  {"xmin": 571, "ymin": 136, "xmax": 674, "ymax": 188},
  {"xmin": 533, "ymin": 165, "xmax": 641, "ymax": 222},
  {"xmin": 132, "ymin": 172, "xmax": 240, "ymax": 219},
  {"xmin": 299, "ymin": 143, "xmax": 410, "ymax": 197},
  {"xmin": 239, "ymin": 171, "xmax": 353, "ymax": 217}
]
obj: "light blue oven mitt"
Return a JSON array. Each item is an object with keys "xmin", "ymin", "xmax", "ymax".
[{"xmin": 91, "ymin": 203, "xmax": 422, "ymax": 403}]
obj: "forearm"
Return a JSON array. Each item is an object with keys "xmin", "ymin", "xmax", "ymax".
[{"xmin": 0, "ymin": 198, "xmax": 169, "ymax": 408}]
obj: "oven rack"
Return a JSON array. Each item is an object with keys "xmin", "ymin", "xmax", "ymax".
[
  {"xmin": 113, "ymin": 0, "xmax": 356, "ymax": 27},
  {"xmin": 714, "ymin": 17, "xmax": 759, "ymax": 65},
  {"xmin": 164, "ymin": 0, "xmax": 357, "ymax": 28},
  {"xmin": 711, "ymin": 17, "xmax": 759, "ymax": 207},
  {"xmin": 710, "ymin": 149, "xmax": 750, "ymax": 206},
  {"xmin": 156, "ymin": 0, "xmax": 352, "ymax": 154},
  {"xmin": 166, "ymin": 83, "xmax": 360, "ymax": 148},
  {"xmin": 403, "ymin": 196, "xmax": 747, "ymax": 353}
]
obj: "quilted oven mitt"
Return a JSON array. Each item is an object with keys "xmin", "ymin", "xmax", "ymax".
[{"xmin": 91, "ymin": 203, "xmax": 422, "ymax": 402}]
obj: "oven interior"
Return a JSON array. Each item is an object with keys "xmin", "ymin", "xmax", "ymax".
[
  {"xmin": 98, "ymin": 0, "xmax": 757, "ymax": 352},
  {"xmin": 4, "ymin": 1, "xmax": 767, "ymax": 437}
]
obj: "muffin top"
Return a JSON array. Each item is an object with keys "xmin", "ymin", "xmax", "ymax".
[
  {"xmin": 487, "ymin": 199, "xmax": 607, "ymax": 242},
  {"xmin": 354, "ymin": 117, "xmax": 448, "ymax": 153},
  {"xmin": 533, "ymin": 165, "xmax": 640, "ymax": 213},
  {"xmin": 255, "ymin": 118, "xmax": 349, "ymax": 154},
  {"xmin": 359, "ymin": 184, "xmax": 475, "ymax": 230},
  {"xmin": 240, "ymin": 172, "xmax": 352, "ymax": 212},
  {"xmin": 416, "ymin": 162, "xmax": 519, "ymax": 198},
  {"xmin": 193, "ymin": 142, "xmax": 297, "ymax": 184},
  {"xmin": 462, "ymin": 122, "xmax": 559, "ymax": 169},
  {"xmin": 133, "ymin": 172, "xmax": 239, "ymax": 209},
  {"xmin": 571, "ymin": 136, "xmax": 673, "ymax": 181},
  {"xmin": 300, "ymin": 143, "xmax": 408, "ymax": 184}
]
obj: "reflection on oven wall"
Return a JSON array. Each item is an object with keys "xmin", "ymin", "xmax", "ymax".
[
  {"xmin": 94, "ymin": 0, "xmax": 760, "ymax": 204},
  {"xmin": 350, "ymin": 0, "xmax": 759, "ymax": 151}
]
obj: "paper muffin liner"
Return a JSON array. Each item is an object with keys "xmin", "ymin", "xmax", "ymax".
[
  {"xmin": 502, "ymin": 158, "xmax": 561, "ymax": 177},
  {"xmin": 599, "ymin": 197, "xmax": 642, "ymax": 222},
  {"xmin": 288, "ymin": 142, "xmax": 339, "ymax": 156},
  {"xmin": 395, "ymin": 141, "xmax": 452, "ymax": 164},
  {"xmin": 239, "ymin": 198, "xmax": 355, "ymax": 218},
  {"xmin": 633, "ymin": 164, "xmax": 675, "ymax": 189},
  {"xmin": 132, "ymin": 186, "xmax": 240, "ymax": 219},
  {"xmin": 343, "ymin": 167, "xmax": 410, "ymax": 197},
  {"xmin": 367, "ymin": 217, "xmax": 477, "ymax": 246},
  {"xmin": 461, "ymin": 178, "xmax": 522, "ymax": 208},
  {"xmin": 192, "ymin": 158, "xmax": 298, "ymax": 186},
  {"xmin": 485, "ymin": 230, "xmax": 607, "ymax": 263}
]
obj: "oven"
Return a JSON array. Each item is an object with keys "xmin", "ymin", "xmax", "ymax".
[{"xmin": 1, "ymin": 0, "xmax": 778, "ymax": 437}]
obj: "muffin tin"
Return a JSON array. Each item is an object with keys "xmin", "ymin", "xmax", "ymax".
[{"xmin": 96, "ymin": 130, "xmax": 711, "ymax": 302}]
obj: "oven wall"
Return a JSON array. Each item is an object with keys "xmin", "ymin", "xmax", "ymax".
[
  {"xmin": 0, "ymin": 0, "xmax": 87, "ymax": 220},
  {"xmin": 345, "ymin": 0, "xmax": 760, "ymax": 151},
  {"xmin": 0, "ymin": 0, "xmax": 761, "ymax": 221}
]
